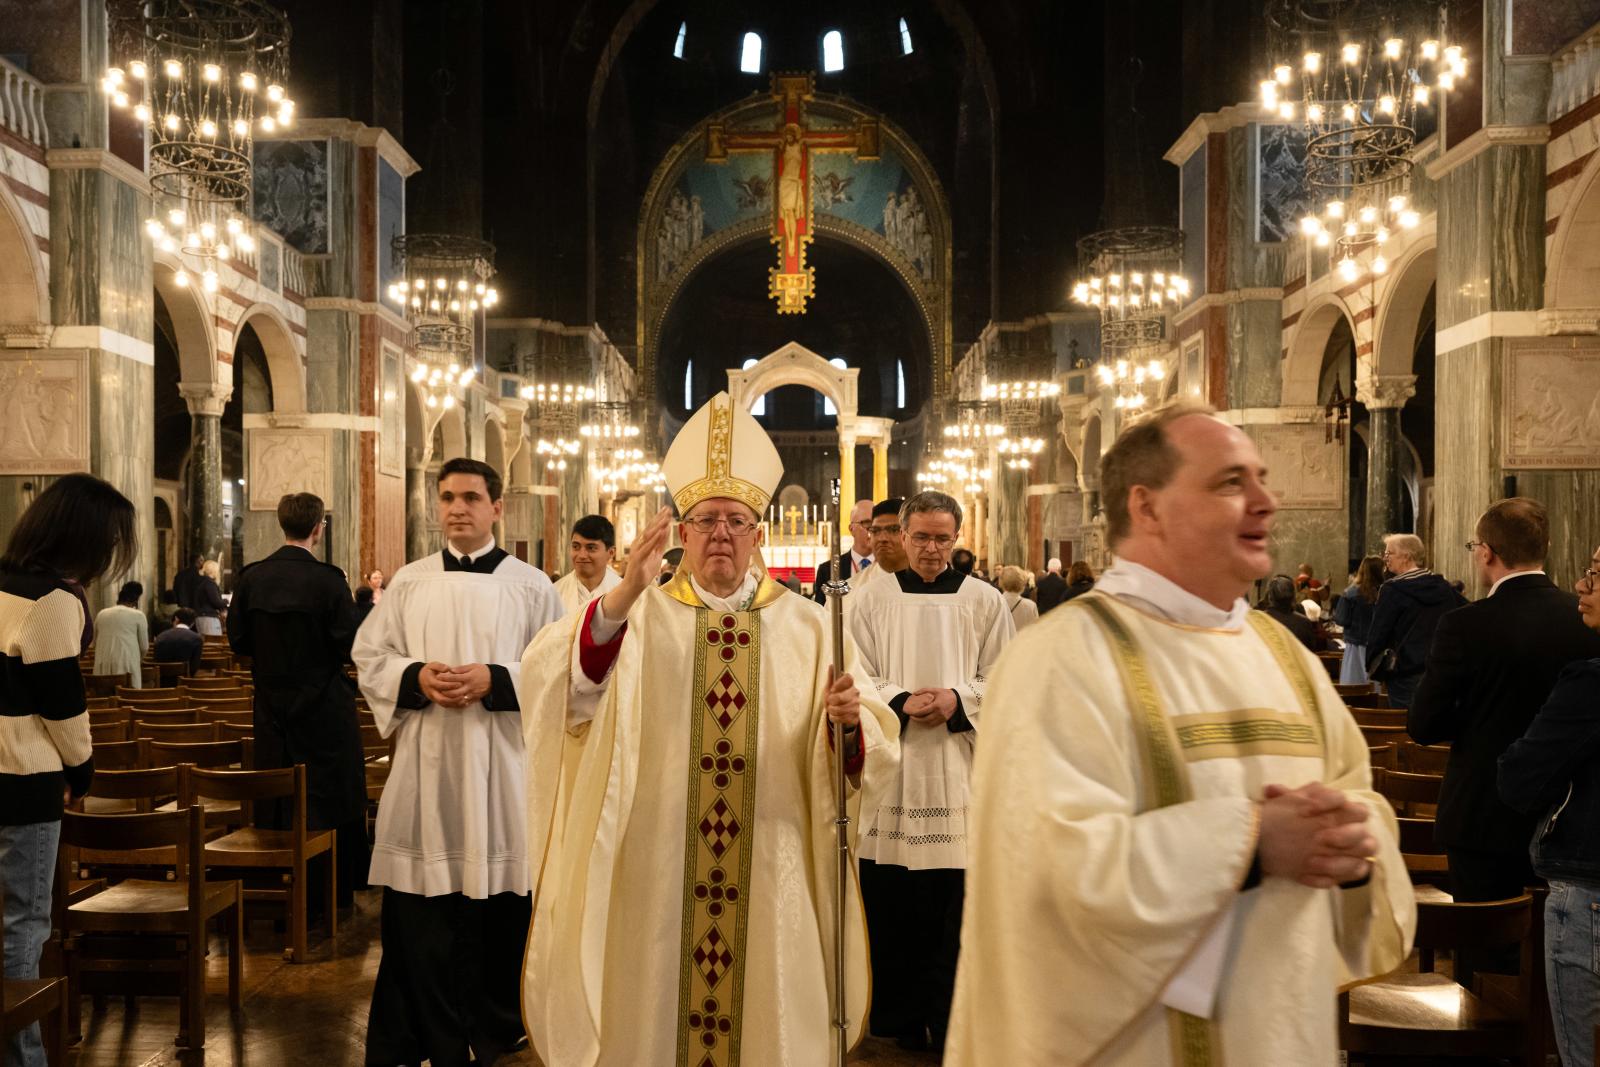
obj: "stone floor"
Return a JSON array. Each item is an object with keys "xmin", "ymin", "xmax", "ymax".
[{"xmin": 65, "ymin": 887, "xmax": 939, "ymax": 1066}]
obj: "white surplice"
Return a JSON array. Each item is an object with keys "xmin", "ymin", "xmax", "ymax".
[
  {"xmin": 552, "ymin": 566, "xmax": 622, "ymax": 618},
  {"xmin": 353, "ymin": 549, "xmax": 564, "ymax": 898},
  {"xmin": 945, "ymin": 560, "xmax": 1416, "ymax": 1066},
  {"xmin": 847, "ymin": 568, "xmax": 1014, "ymax": 870}
]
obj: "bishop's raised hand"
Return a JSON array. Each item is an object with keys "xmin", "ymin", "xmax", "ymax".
[{"xmin": 601, "ymin": 505, "xmax": 675, "ymax": 623}]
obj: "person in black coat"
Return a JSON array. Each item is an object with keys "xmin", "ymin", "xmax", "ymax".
[
  {"xmin": 812, "ymin": 498, "xmax": 874, "ymax": 603},
  {"xmin": 1365, "ymin": 533, "xmax": 1467, "ymax": 708},
  {"xmin": 152, "ymin": 607, "xmax": 205, "ymax": 676},
  {"xmin": 1257, "ymin": 574, "xmax": 1323, "ymax": 651},
  {"xmin": 1035, "ymin": 560, "xmax": 1067, "ymax": 614},
  {"xmin": 1061, "ymin": 560, "xmax": 1096, "ymax": 604},
  {"xmin": 1409, "ymin": 500, "xmax": 1600, "ymax": 979},
  {"xmin": 227, "ymin": 492, "xmax": 367, "ymax": 907}
]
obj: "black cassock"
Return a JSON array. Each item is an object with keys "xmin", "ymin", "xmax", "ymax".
[{"xmin": 226, "ymin": 545, "xmax": 368, "ymax": 902}]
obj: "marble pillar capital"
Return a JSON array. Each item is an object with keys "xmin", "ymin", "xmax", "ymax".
[
  {"xmin": 1355, "ymin": 373, "xmax": 1417, "ymax": 410},
  {"xmin": 179, "ymin": 382, "xmax": 233, "ymax": 417}
]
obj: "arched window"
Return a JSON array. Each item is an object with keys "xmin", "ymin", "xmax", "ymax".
[
  {"xmin": 899, "ymin": 18, "xmax": 914, "ymax": 55},
  {"xmin": 824, "ymin": 357, "xmax": 847, "ymax": 416},
  {"xmin": 822, "ymin": 29, "xmax": 845, "ymax": 73},
  {"xmin": 672, "ymin": 22, "xmax": 687, "ymax": 59},
  {"xmin": 897, "ymin": 360, "xmax": 907, "ymax": 408},
  {"xmin": 740, "ymin": 32, "xmax": 763, "ymax": 73},
  {"xmin": 684, "ymin": 361, "xmax": 693, "ymax": 410},
  {"xmin": 742, "ymin": 358, "xmax": 765, "ymax": 416}
]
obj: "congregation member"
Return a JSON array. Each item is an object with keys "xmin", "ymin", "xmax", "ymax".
[
  {"xmin": 354, "ymin": 586, "xmax": 376, "ymax": 627},
  {"xmin": 1332, "ymin": 555, "xmax": 1385, "ymax": 684},
  {"xmin": 1, "ymin": 473, "xmax": 135, "ymax": 1067},
  {"xmin": 152, "ymin": 607, "xmax": 205, "ymax": 677},
  {"xmin": 172, "ymin": 553, "xmax": 203, "ymax": 610},
  {"xmin": 365, "ymin": 568, "xmax": 386, "ymax": 605},
  {"xmin": 92, "ymin": 580, "xmax": 148, "ymax": 687},
  {"xmin": 1257, "ymin": 574, "xmax": 1323, "ymax": 651},
  {"xmin": 519, "ymin": 393, "xmax": 900, "ymax": 1066},
  {"xmin": 950, "ymin": 546, "xmax": 976, "ymax": 576},
  {"xmin": 1498, "ymin": 541, "xmax": 1600, "ymax": 1067},
  {"xmin": 1365, "ymin": 532, "xmax": 1465, "ymax": 708},
  {"xmin": 849, "ymin": 497, "xmax": 906, "ymax": 594},
  {"xmin": 1063, "ymin": 559, "xmax": 1097, "ymax": 602},
  {"xmin": 849, "ymin": 489, "xmax": 1013, "ymax": 1053},
  {"xmin": 227, "ymin": 492, "xmax": 367, "ymax": 908},
  {"xmin": 193, "ymin": 558, "xmax": 226, "ymax": 635},
  {"xmin": 354, "ymin": 457, "xmax": 564, "ymax": 1067},
  {"xmin": 1036, "ymin": 557, "xmax": 1067, "ymax": 613},
  {"xmin": 1409, "ymin": 499, "xmax": 1600, "ymax": 982},
  {"xmin": 551, "ymin": 514, "xmax": 622, "ymax": 615},
  {"xmin": 948, "ymin": 401, "xmax": 1413, "ymax": 1066},
  {"xmin": 813, "ymin": 497, "xmax": 874, "ymax": 603},
  {"xmin": 999, "ymin": 565, "xmax": 1039, "ymax": 630},
  {"xmin": 153, "ymin": 588, "xmax": 180, "ymax": 632}
]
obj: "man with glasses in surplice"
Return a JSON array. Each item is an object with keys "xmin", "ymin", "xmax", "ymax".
[{"xmin": 846, "ymin": 490, "xmax": 1014, "ymax": 1053}]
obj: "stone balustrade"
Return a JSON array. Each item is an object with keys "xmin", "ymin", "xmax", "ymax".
[
  {"xmin": 0, "ymin": 56, "xmax": 47, "ymax": 149},
  {"xmin": 1550, "ymin": 20, "xmax": 1600, "ymax": 122}
]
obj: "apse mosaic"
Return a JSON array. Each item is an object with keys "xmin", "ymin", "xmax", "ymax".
[
  {"xmin": 253, "ymin": 139, "xmax": 331, "ymax": 256},
  {"xmin": 1257, "ymin": 125, "xmax": 1312, "ymax": 244}
]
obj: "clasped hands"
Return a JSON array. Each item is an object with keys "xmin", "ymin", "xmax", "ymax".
[
  {"xmin": 419, "ymin": 662, "xmax": 492, "ymax": 709},
  {"xmin": 903, "ymin": 686, "xmax": 957, "ymax": 725},
  {"xmin": 1257, "ymin": 781, "xmax": 1377, "ymax": 889}
]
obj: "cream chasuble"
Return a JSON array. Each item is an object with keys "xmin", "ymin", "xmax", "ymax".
[
  {"xmin": 946, "ymin": 572, "xmax": 1414, "ymax": 1067},
  {"xmin": 553, "ymin": 566, "xmax": 623, "ymax": 617},
  {"xmin": 519, "ymin": 568, "xmax": 901, "ymax": 1067}
]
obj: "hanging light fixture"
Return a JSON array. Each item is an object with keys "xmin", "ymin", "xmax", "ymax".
[
  {"xmin": 1096, "ymin": 357, "xmax": 1167, "ymax": 411},
  {"xmin": 390, "ymin": 233, "xmax": 500, "ymax": 407},
  {"xmin": 1071, "ymin": 228, "xmax": 1192, "ymax": 350},
  {"xmin": 107, "ymin": 0, "xmax": 296, "ymax": 269}
]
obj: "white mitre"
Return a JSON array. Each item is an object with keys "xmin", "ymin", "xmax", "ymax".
[{"xmin": 662, "ymin": 390, "xmax": 784, "ymax": 515}]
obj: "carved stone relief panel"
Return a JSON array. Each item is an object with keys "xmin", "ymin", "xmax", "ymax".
[
  {"xmin": 1253, "ymin": 423, "xmax": 1345, "ymax": 508},
  {"xmin": 1505, "ymin": 339, "xmax": 1600, "ymax": 469},
  {"xmin": 248, "ymin": 428, "xmax": 331, "ymax": 509},
  {"xmin": 0, "ymin": 349, "xmax": 89, "ymax": 474}
]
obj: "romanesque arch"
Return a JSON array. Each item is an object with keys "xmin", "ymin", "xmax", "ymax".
[
  {"xmin": 1282, "ymin": 296, "xmax": 1358, "ymax": 408},
  {"xmin": 1547, "ymin": 147, "xmax": 1600, "ymax": 314},
  {"xmin": 726, "ymin": 340, "xmax": 858, "ymax": 418},
  {"xmin": 1371, "ymin": 237, "xmax": 1436, "ymax": 383},
  {"xmin": 0, "ymin": 176, "xmax": 46, "ymax": 327},
  {"xmin": 234, "ymin": 304, "xmax": 308, "ymax": 414},
  {"xmin": 154, "ymin": 253, "xmax": 220, "ymax": 388}
]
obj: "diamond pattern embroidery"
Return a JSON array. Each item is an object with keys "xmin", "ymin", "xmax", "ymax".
[
  {"xmin": 698, "ymin": 796, "xmax": 741, "ymax": 860},
  {"xmin": 693, "ymin": 925, "xmax": 735, "ymax": 989},
  {"xmin": 704, "ymin": 668, "xmax": 748, "ymax": 731}
]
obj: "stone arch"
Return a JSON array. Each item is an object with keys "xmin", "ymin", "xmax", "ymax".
[
  {"xmin": 1371, "ymin": 237, "xmax": 1436, "ymax": 381},
  {"xmin": 485, "ymin": 416, "xmax": 506, "ymax": 478},
  {"xmin": 405, "ymin": 378, "xmax": 429, "ymax": 465},
  {"xmin": 726, "ymin": 340, "xmax": 858, "ymax": 419},
  {"xmin": 1547, "ymin": 147, "xmax": 1600, "ymax": 312},
  {"xmin": 234, "ymin": 304, "xmax": 307, "ymax": 413},
  {"xmin": 0, "ymin": 176, "xmax": 47, "ymax": 327},
  {"xmin": 153, "ymin": 252, "xmax": 220, "ymax": 387},
  {"xmin": 1282, "ymin": 295, "xmax": 1358, "ymax": 407},
  {"xmin": 438, "ymin": 403, "xmax": 467, "ymax": 462}
]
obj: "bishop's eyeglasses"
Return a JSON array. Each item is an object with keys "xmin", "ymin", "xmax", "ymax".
[{"xmin": 683, "ymin": 514, "xmax": 759, "ymax": 537}]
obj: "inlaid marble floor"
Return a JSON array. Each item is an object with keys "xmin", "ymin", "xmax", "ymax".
[{"xmin": 65, "ymin": 887, "xmax": 938, "ymax": 1066}]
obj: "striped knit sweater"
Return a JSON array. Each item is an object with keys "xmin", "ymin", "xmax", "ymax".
[{"xmin": 0, "ymin": 568, "xmax": 93, "ymax": 824}]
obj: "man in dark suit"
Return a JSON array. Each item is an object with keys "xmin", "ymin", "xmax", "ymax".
[
  {"xmin": 1410, "ymin": 498, "xmax": 1600, "ymax": 978},
  {"xmin": 152, "ymin": 607, "xmax": 205, "ymax": 676},
  {"xmin": 171, "ymin": 554, "xmax": 203, "ymax": 610},
  {"xmin": 812, "ymin": 498, "xmax": 873, "ymax": 603},
  {"xmin": 1036, "ymin": 558, "xmax": 1067, "ymax": 615}
]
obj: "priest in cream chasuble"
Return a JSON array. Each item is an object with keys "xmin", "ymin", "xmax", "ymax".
[
  {"xmin": 946, "ymin": 404, "xmax": 1415, "ymax": 1067},
  {"xmin": 519, "ymin": 392, "xmax": 901, "ymax": 1067}
]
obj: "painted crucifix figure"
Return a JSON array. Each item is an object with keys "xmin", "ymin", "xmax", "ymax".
[{"xmin": 706, "ymin": 72, "xmax": 880, "ymax": 314}]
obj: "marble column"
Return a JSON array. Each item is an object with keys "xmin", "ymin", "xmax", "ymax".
[
  {"xmin": 837, "ymin": 432, "xmax": 857, "ymax": 514},
  {"xmin": 180, "ymin": 383, "xmax": 231, "ymax": 565},
  {"xmin": 1357, "ymin": 375, "xmax": 1416, "ymax": 549},
  {"xmin": 872, "ymin": 440, "xmax": 889, "ymax": 501},
  {"xmin": 405, "ymin": 461, "xmax": 431, "ymax": 563}
]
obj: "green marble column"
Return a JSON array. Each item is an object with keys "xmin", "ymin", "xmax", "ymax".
[
  {"xmin": 180, "ymin": 384, "xmax": 230, "ymax": 565},
  {"xmin": 1359, "ymin": 376, "xmax": 1417, "ymax": 549},
  {"xmin": 405, "ymin": 461, "xmax": 431, "ymax": 563}
]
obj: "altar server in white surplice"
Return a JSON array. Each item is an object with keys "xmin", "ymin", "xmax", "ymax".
[
  {"xmin": 355, "ymin": 457, "xmax": 564, "ymax": 1067},
  {"xmin": 551, "ymin": 514, "xmax": 622, "ymax": 616},
  {"xmin": 946, "ymin": 401, "xmax": 1415, "ymax": 1067},
  {"xmin": 847, "ymin": 489, "xmax": 1013, "ymax": 1053},
  {"xmin": 519, "ymin": 392, "xmax": 900, "ymax": 1067}
]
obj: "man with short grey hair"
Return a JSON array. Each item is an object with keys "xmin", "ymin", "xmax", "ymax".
[
  {"xmin": 1036, "ymin": 555, "xmax": 1068, "ymax": 614},
  {"xmin": 1367, "ymin": 531, "xmax": 1465, "ymax": 709},
  {"xmin": 847, "ymin": 488, "xmax": 1013, "ymax": 1052}
]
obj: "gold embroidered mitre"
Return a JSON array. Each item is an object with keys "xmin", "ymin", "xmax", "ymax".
[{"xmin": 663, "ymin": 391, "xmax": 783, "ymax": 516}]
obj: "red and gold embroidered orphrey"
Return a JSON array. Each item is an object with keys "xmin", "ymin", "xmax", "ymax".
[{"xmin": 675, "ymin": 607, "xmax": 762, "ymax": 1067}]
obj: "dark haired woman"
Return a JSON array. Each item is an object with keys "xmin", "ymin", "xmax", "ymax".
[
  {"xmin": 1333, "ymin": 555, "xmax": 1386, "ymax": 684},
  {"xmin": 0, "ymin": 473, "xmax": 135, "ymax": 1067}
]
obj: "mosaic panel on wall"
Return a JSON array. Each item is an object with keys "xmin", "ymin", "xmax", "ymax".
[
  {"xmin": 1257, "ymin": 125, "xmax": 1312, "ymax": 244},
  {"xmin": 378, "ymin": 158, "xmax": 405, "ymax": 298},
  {"xmin": 253, "ymin": 140, "xmax": 332, "ymax": 256}
]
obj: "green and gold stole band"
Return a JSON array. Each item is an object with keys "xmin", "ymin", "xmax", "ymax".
[
  {"xmin": 675, "ymin": 607, "xmax": 762, "ymax": 1067},
  {"xmin": 1075, "ymin": 595, "xmax": 1221, "ymax": 1067},
  {"xmin": 1244, "ymin": 613, "xmax": 1328, "ymax": 761}
]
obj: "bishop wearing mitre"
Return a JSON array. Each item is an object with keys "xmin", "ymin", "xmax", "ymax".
[{"xmin": 519, "ymin": 392, "xmax": 901, "ymax": 1067}]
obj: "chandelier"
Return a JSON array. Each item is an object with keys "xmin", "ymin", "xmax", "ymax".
[
  {"xmin": 1071, "ymin": 227, "xmax": 1191, "ymax": 350},
  {"xmin": 1265, "ymin": 2, "xmax": 1464, "ymax": 281},
  {"xmin": 996, "ymin": 436, "xmax": 1045, "ymax": 470},
  {"xmin": 1096, "ymin": 357, "xmax": 1167, "ymax": 412},
  {"xmin": 106, "ymin": 0, "xmax": 297, "ymax": 285},
  {"xmin": 389, "ymin": 233, "xmax": 500, "ymax": 407}
]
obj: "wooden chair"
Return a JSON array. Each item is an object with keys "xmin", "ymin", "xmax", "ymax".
[
  {"xmin": 56, "ymin": 806, "xmax": 242, "ymax": 1048},
  {"xmin": 116, "ymin": 696, "xmax": 188, "ymax": 712},
  {"xmin": 151, "ymin": 740, "xmax": 251, "ymax": 827},
  {"xmin": 1341, "ymin": 893, "xmax": 1543, "ymax": 1064},
  {"xmin": 1383, "ymin": 771, "xmax": 1444, "ymax": 817},
  {"xmin": 1317, "ymin": 651, "xmax": 1343, "ymax": 679},
  {"xmin": 216, "ymin": 721, "xmax": 255, "ymax": 746},
  {"xmin": 178, "ymin": 675, "xmax": 243, "ymax": 691},
  {"xmin": 1346, "ymin": 692, "xmax": 1393, "ymax": 709},
  {"xmin": 197, "ymin": 707, "xmax": 255, "ymax": 729},
  {"xmin": 123, "ymin": 707, "xmax": 200, "ymax": 728},
  {"xmin": 89, "ymin": 718, "xmax": 128, "ymax": 745},
  {"xmin": 1397, "ymin": 816, "xmax": 1451, "ymax": 890},
  {"xmin": 83, "ymin": 673, "xmax": 130, "ymax": 698},
  {"xmin": 85, "ymin": 695, "xmax": 117, "ymax": 710},
  {"xmin": 1369, "ymin": 744, "xmax": 1398, "ymax": 771},
  {"xmin": 133, "ymin": 720, "xmax": 220, "ymax": 744},
  {"xmin": 90, "ymin": 738, "xmax": 145, "ymax": 771},
  {"xmin": 182, "ymin": 764, "xmax": 336, "ymax": 963},
  {"xmin": 1351, "ymin": 707, "xmax": 1408, "ymax": 729},
  {"xmin": 116, "ymin": 685, "xmax": 182, "ymax": 703},
  {"xmin": 1335, "ymin": 681, "xmax": 1380, "ymax": 697},
  {"xmin": 189, "ymin": 694, "xmax": 253, "ymax": 712},
  {"xmin": 1401, "ymin": 742, "xmax": 1452, "ymax": 774},
  {"xmin": 143, "ymin": 660, "xmax": 186, "ymax": 688},
  {"xmin": 1, "ymin": 906, "xmax": 67, "ymax": 1067},
  {"xmin": 87, "ymin": 705, "xmax": 126, "ymax": 725},
  {"xmin": 76, "ymin": 764, "xmax": 180, "ymax": 829},
  {"xmin": 1359, "ymin": 723, "xmax": 1410, "ymax": 748}
]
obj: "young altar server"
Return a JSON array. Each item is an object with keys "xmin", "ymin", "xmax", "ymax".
[
  {"xmin": 519, "ymin": 391, "xmax": 901, "ymax": 1067},
  {"xmin": 846, "ymin": 489, "xmax": 1014, "ymax": 1052},
  {"xmin": 946, "ymin": 401, "xmax": 1414, "ymax": 1066},
  {"xmin": 354, "ymin": 456, "xmax": 565, "ymax": 1067},
  {"xmin": 552, "ymin": 514, "xmax": 622, "ymax": 616}
]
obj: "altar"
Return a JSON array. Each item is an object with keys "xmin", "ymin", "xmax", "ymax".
[{"xmin": 760, "ymin": 504, "xmax": 852, "ymax": 590}]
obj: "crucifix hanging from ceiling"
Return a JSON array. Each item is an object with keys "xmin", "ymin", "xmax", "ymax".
[{"xmin": 704, "ymin": 72, "xmax": 880, "ymax": 313}]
